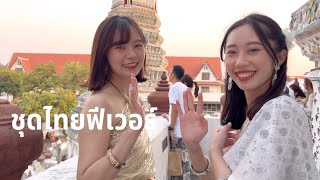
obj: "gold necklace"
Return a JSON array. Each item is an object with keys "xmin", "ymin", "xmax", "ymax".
[{"xmin": 108, "ymin": 81, "xmax": 130, "ymax": 103}]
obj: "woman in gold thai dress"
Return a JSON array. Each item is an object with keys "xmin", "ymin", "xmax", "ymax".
[{"xmin": 77, "ymin": 15, "xmax": 155, "ymax": 180}]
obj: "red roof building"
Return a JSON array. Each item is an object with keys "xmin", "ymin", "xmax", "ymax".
[
  {"xmin": 165, "ymin": 56, "xmax": 222, "ymax": 81},
  {"xmin": 7, "ymin": 53, "xmax": 90, "ymax": 74},
  {"xmin": 166, "ymin": 56, "xmax": 224, "ymax": 91},
  {"xmin": 165, "ymin": 56, "xmax": 224, "ymax": 116}
]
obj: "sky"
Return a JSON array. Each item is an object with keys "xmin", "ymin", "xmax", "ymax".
[{"xmin": 0, "ymin": 0, "xmax": 315, "ymax": 75}]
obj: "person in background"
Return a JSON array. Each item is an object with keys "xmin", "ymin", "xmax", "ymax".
[
  {"xmin": 283, "ymin": 86, "xmax": 295, "ymax": 99},
  {"xmin": 77, "ymin": 15, "xmax": 155, "ymax": 180},
  {"xmin": 176, "ymin": 13, "xmax": 319, "ymax": 179},
  {"xmin": 289, "ymin": 83, "xmax": 306, "ymax": 105},
  {"xmin": 283, "ymin": 86, "xmax": 289, "ymax": 96},
  {"xmin": 293, "ymin": 78, "xmax": 299, "ymax": 86},
  {"xmin": 303, "ymin": 77, "xmax": 314, "ymax": 117},
  {"xmin": 181, "ymin": 74, "xmax": 199, "ymax": 105},
  {"xmin": 168, "ymin": 65, "xmax": 190, "ymax": 180}
]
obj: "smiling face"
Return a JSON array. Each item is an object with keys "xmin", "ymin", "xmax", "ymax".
[
  {"xmin": 107, "ymin": 27, "xmax": 145, "ymax": 79},
  {"xmin": 224, "ymin": 24, "xmax": 275, "ymax": 97}
]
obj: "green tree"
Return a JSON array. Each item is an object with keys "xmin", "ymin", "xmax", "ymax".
[
  {"xmin": 61, "ymin": 62, "xmax": 89, "ymax": 94},
  {"xmin": 0, "ymin": 69, "xmax": 25, "ymax": 99},
  {"xmin": 17, "ymin": 88, "xmax": 77, "ymax": 125},
  {"xmin": 23, "ymin": 62, "xmax": 60, "ymax": 92}
]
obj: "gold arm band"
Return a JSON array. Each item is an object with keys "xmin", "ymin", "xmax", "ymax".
[{"xmin": 106, "ymin": 149, "xmax": 125, "ymax": 169}]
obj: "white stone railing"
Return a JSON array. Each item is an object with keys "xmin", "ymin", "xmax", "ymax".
[
  {"xmin": 290, "ymin": 0, "xmax": 320, "ymax": 172},
  {"xmin": 306, "ymin": 70, "xmax": 320, "ymax": 171},
  {"xmin": 27, "ymin": 116, "xmax": 170, "ymax": 180},
  {"xmin": 26, "ymin": 115, "xmax": 221, "ymax": 180},
  {"xmin": 290, "ymin": 0, "xmax": 320, "ymax": 32}
]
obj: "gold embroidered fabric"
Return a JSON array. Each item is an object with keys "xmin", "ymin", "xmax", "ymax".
[{"xmin": 108, "ymin": 103, "xmax": 155, "ymax": 180}]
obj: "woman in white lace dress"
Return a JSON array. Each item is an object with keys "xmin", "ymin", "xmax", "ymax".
[{"xmin": 176, "ymin": 13, "xmax": 319, "ymax": 180}]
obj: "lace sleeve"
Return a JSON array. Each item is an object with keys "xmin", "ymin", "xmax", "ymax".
[{"xmin": 224, "ymin": 96, "xmax": 319, "ymax": 180}]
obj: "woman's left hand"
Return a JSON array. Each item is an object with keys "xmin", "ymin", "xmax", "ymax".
[
  {"xmin": 128, "ymin": 74, "xmax": 145, "ymax": 130},
  {"xmin": 223, "ymin": 130, "xmax": 240, "ymax": 154},
  {"xmin": 210, "ymin": 122, "xmax": 233, "ymax": 157}
]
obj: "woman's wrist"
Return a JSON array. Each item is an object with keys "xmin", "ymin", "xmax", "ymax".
[
  {"xmin": 210, "ymin": 144, "xmax": 224, "ymax": 157},
  {"xmin": 187, "ymin": 145, "xmax": 208, "ymax": 174},
  {"xmin": 185, "ymin": 142, "xmax": 202, "ymax": 154},
  {"xmin": 190, "ymin": 155, "xmax": 211, "ymax": 176}
]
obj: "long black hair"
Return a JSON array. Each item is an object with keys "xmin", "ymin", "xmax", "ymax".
[
  {"xmin": 220, "ymin": 14, "xmax": 288, "ymax": 129},
  {"xmin": 181, "ymin": 74, "xmax": 199, "ymax": 98}
]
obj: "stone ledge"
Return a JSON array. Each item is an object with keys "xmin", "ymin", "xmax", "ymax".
[{"xmin": 27, "ymin": 117, "xmax": 170, "ymax": 180}]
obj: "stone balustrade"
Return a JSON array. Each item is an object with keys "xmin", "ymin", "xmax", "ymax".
[
  {"xmin": 290, "ymin": 0, "xmax": 320, "ymax": 33},
  {"xmin": 290, "ymin": 0, "xmax": 320, "ymax": 59},
  {"xmin": 26, "ymin": 114, "xmax": 222, "ymax": 180},
  {"xmin": 291, "ymin": 0, "xmax": 320, "ymax": 171},
  {"xmin": 27, "ymin": 116, "xmax": 170, "ymax": 180}
]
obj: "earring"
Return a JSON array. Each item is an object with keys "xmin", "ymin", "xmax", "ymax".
[
  {"xmin": 228, "ymin": 77, "xmax": 233, "ymax": 90},
  {"xmin": 272, "ymin": 65, "xmax": 280, "ymax": 85}
]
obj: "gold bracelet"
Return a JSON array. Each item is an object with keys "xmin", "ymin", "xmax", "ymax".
[{"xmin": 106, "ymin": 149, "xmax": 125, "ymax": 169}]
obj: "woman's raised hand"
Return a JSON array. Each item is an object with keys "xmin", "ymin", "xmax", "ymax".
[
  {"xmin": 129, "ymin": 74, "xmax": 145, "ymax": 129},
  {"xmin": 176, "ymin": 88, "xmax": 208, "ymax": 146}
]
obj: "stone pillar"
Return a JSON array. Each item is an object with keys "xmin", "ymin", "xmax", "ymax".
[
  {"xmin": 290, "ymin": 0, "xmax": 320, "ymax": 171},
  {"xmin": 306, "ymin": 71, "xmax": 320, "ymax": 171},
  {"xmin": 148, "ymin": 71, "xmax": 170, "ymax": 115},
  {"xmin": 0, "ymin": 99, "xmax": 43, "ymax": 180}
]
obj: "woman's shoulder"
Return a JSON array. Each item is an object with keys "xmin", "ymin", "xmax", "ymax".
[
  {"xmin": 82, "ymin": 91, "xmax": 111, "ymax": 111},
  {"xmin": 261, "ymin": 95, "xmax": 301, "ymax": 110},
  {"xmin": 254, "ymin": 95, "xmax": 308, "ymax": 124},
  {"xmin": 255, "ymin": 95, "xmax": 307, "ymax": 120}
]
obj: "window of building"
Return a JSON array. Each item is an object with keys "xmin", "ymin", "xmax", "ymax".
[
  {"xmin": 124, "ymin": 0, "xmax": 132, "ymax": 5},
  {"xmin": 201, "ymin": 86, "xmax": 209, "ymax": 92},
  {"xmin": 203, "ymin": 103, "xmax": 221, "ymax": 112},
  {"xmin": 203, "ymin": 65, "xmax": 208, "ymax": 70},
  {"xmin": 153, "ymin": 71, "xmax": 158, "ymax": 80},
  {"xmin": 154, "ymin": 0, "xmax": 158, "ymax": 11},
  {"xmin": 15, "ymin": 68, "xmax": 23, "ymax": 72},
  {"xmin": 221, "ymin": 86, "xmax": 225, "ymax": 93},
  {"xmin": 201, "ymin": 72, "xmax": 210, "ymax": 80},
  {"xmin": 158, "ymin": 71, "xmax": 162, "ymax": 79},
  {"xmin": 17, "ymin": 60, "xmax": 21, "ymax": 65}
]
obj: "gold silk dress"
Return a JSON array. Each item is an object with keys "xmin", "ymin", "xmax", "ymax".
[{"xmin": 108, "ymin": 103, "xmax": 155, "ymax": 180}]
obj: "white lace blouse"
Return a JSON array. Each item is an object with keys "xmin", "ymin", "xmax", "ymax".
[{"xmin": 224, "ymin": 95, "xmax": 319, "ymax": 180}]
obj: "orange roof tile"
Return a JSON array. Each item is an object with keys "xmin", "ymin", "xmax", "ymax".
[
  {"xmin": 18, "ymin": 58, "xmax": 32, "ymax": 72},
  {"xmin": 287, "ymin": 75, "xmax": 305, "ymax": 81},
  {"xmin": 165, "ymin": 56, "xmax": 222, "ymax": 80},
  {"xmin": 8, "ymin": 53, "xmax": 90, "ymax": 74}
]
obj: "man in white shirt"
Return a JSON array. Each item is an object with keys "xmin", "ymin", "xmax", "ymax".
[{"xmin": 168, "ymin": 65, "xmax": 190, "ymax": 180}]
